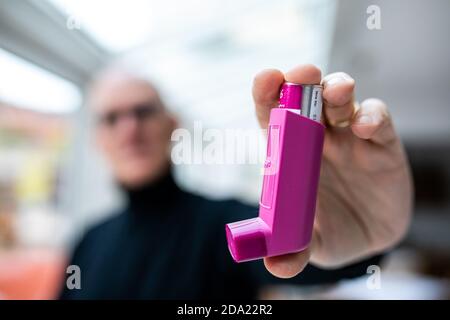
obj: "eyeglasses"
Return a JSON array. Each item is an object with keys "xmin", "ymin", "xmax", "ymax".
[{"xmin": 97, "ymin": 103, "xmax": 162, "ymax": 129}]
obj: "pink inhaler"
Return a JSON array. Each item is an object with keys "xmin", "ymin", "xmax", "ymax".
[{"xmin": 225, "ymin": 82, "xmax": 325, "ymax": 263}]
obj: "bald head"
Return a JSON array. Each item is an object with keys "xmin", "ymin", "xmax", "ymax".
[
  {"xmin": 88, "ymin": 69, "xmax": 162, "ymax": 112},
  {"xmin": 90, "ymin": 68, "xmax": 176, "ymax": 189}
]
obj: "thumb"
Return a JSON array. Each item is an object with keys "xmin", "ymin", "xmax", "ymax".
[{"xmin": 263, "ymin": 248, "xmax": 311, "ymax": 278}]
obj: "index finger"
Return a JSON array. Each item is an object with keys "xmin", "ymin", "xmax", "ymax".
[{"xmin": 253, "ymin": 64, "xmax": 322, "ymax": 129}]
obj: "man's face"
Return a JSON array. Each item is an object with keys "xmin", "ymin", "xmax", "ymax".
[{"xmin": 91, "ymin": 75, "xmax": 175, "ymax": 189}]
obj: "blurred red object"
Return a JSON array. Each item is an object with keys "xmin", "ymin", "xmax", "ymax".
[{"xmin": 0, "ymin": 248, "xmax": 66, "ymax": 300}]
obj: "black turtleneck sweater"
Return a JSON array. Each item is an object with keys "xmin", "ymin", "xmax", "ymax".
[{"xmin": 60, "ymin": 172, "xmax": 382, "ymax": 299}]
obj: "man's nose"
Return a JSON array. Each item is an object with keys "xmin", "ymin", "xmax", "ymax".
[{"xmin": 115, "ymin": 114, "xmax": 140, "ymax": 138}]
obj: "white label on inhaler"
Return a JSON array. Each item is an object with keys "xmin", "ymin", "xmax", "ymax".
[{"xmin": 309, "ymin": 86, "xmax": 322, "ymax": 122}]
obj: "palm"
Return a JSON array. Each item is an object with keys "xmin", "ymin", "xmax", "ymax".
[{"xmin": 312, "ymin": 129, "xmax": 412, "ymax": 266}]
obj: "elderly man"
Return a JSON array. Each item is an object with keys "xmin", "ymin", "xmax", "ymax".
[{"xmin": 60, "ymin": 64, "xmax": 412, "ymax": 299}]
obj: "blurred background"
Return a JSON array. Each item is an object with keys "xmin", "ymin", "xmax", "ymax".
[{"xmin": 0, "ymin": 0, "xmax": 449, "ymax": 299}]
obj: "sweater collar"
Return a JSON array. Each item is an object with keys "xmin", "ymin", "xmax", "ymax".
[{"xmin": 123, "ymin": 169, "xmax": 182, "ymax": 216}]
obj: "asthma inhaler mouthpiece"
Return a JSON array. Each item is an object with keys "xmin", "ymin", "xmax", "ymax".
[{"xmin": 225, "ymin": 82, "xmax": 325, "ymax": 263}]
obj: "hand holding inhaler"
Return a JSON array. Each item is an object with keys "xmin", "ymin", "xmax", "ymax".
[{"xmin": 226, "ymin": 65, "xmax": 413, "ymax": 279}]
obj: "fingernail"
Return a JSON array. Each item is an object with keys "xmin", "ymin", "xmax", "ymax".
[
  {"xmin": 356, "ymin": 114, "xmax": 373, "ymax": 124},
  {"xmin": 326, "ymin": 76, "xmax": 346, "ymax": 86}
]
